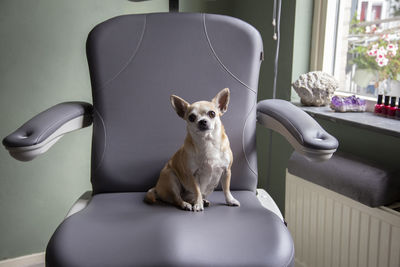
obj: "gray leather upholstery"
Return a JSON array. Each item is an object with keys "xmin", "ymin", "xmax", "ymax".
[
  {"xmin": 288, "ymin": 151, "xmax": 400, "ymax": 207},
  {"xmin": 46, "ymin": 191, "xmax": 294, "ymax": 267},
  {"xmin": 2, "ymin": 102, "xmax": 92, "ymax": 148},
  {"xmin": 87, "ymin": 13, "xmax": 262, "ymax": 194},
  {"xmin": 257, "ymin": 99, "xmax": 338, "ymax": 150}
]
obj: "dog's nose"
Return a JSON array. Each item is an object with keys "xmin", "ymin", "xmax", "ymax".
[
  {"xmin": 198, "ymin": 119, "xmax": 209, "ymax": 131},
  {"xmin": 199, "ymin": 120, "xmax": 207, "ymax": 126}
]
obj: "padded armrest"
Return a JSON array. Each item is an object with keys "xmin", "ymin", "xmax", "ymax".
[
  {"xmin": 3, "ymin": 102, "xmax": 93, "ymax": 161},
  {"xmin": 257, "ymin": 99, "xmax": 338, "ymax": 161}
]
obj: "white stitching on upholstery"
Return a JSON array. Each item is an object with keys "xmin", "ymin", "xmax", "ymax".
[
  {"xmin": 97, "ymin": 15, "xmax": 147, "ymax": 91},
  {"xmin": 242, "ymin": 100, "xmax": 258, "ymax": 178},
  {"xmin": 258, "ymin": 103, "xmax": 304, "ymax": 145},
  {"xmin": 203, "ymin": 13, "xmax": 258, "ymax": 182},
  {"xmin": 35, "ymin": 108, "xmax": 84, "ymax": 145},
  {"xmin": 93, "ymin": 108, "xmax": 107, "ymax": 172},
  {"xmin": 202, "ymin": 14, "xmax": 257, "ymax": 94}
]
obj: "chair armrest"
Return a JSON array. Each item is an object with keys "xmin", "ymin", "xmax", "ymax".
[
  {"xmin": 3, "ymin": 102, "xmax": 93, "ymax": 161},
  {"xmin": 65, "ymin": 191, "xmax": 92, "ymax": 218},
  {"xmin": 257, "ymin": 99, "xmax": 338, "ymax": 161}
]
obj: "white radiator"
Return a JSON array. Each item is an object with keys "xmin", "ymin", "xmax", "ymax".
[{"xmin": 285, "ymin": 171, "xmax": 400, "ymax": 267}]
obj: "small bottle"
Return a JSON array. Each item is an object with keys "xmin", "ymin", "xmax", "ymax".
[
  {"xmin": 396, "ymin": 97, "xmax": 400, "ymax": 120},
  {"xmin": 374, "ymin": 94, "xmax": 384, "ymax": 115},
  {"xmin": 388, "ymin": 96, "xmax": 397, "ymax": 117},
  {"xmin": 382, "ymin": 95, "xmax": 390, "ymax": 116}
]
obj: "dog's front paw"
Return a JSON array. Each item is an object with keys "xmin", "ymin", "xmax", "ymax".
[
  {"xmin": 226, "ymin": 197, "xmax": 240, "ymax": 207},
  {"xmin": 192, "ymin": 202, "xmax": 204, "ymax": 212},
  {"xmin": 180, "ymin": 201, "xmax": 193, "ymax": 211}
]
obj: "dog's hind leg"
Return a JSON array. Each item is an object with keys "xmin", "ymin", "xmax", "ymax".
[
  {"xmin": 156, "ymin": 168, "xmax": 193, "ymax": 211},
  {"xmin": 164, "ymin": 188, "xmax": 192, "ymax": 211},
  {"xmin": 144, "ymin": 187, "xmax": 157, "ymax": 204}
]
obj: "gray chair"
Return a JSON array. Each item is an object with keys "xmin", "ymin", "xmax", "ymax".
[{"xmin": 3, "ymin": 13, "xmax": 338, "ymax": 267}]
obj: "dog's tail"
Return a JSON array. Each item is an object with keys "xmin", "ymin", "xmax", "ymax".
[{"xmin": 144, "ymin": 187, "xmax": 157, "ymax": 204}]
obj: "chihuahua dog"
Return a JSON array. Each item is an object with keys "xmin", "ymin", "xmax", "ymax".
[{"xmin": 145, "ymin": 88, "xmax": 240, "ymax": 211}]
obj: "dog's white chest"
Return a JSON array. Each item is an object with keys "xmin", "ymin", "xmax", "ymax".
[{"xmin": 191, "ymin": 141, "xmax": 230, "ymax": 196}]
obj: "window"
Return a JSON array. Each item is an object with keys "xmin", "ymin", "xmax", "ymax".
[{"xmin": 312, "ymin": 0, "xmax": 400, "ymax": 101}]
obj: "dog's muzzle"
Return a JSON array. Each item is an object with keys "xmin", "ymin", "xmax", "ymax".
[{"xmin": 198, "ymin": 120, "xmax": 209, "ymax": 131}]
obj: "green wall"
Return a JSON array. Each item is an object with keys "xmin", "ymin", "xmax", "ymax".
[
  {"xmin": 291, "ymin": 0, "xmax": 314, "ymax": 102},
  {"xmin": 0, "ymin": 0, "xmax": 304, "ymax": 260},
  {"xmin": 316, "ymin": 119, "xmax": 400, "ymax": 171}
]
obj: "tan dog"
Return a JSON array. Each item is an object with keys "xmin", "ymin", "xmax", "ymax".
[{"xmin": 145, "ymin": 88, "xmax": 240, "ymax": 211}]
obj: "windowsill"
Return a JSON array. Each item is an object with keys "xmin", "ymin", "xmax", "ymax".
[{"xmin": 295, "ymin": 103, "xmax": 400, "ymax": 138}]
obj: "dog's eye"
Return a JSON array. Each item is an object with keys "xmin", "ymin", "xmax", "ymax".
[
  {"xmin": 188, "ymin": 114, "xmax": 196, "ymax": 122},
  {"xmin": 208, "ymin": 111, "xmax": 216, "ymax": 118}
]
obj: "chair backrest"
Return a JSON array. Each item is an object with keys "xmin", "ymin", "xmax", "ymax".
[{"xmin": 87, "ymin": 13, "xmax": 263, "ymax": 194}]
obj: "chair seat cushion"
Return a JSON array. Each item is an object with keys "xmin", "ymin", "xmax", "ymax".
[{"xmin": 46, "ymin": 191, "xmax": 294, "ymax": 267}]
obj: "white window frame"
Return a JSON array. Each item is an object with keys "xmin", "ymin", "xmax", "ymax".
[
  {"xmin": 310, "ymin": 0, "xmax": 339, "ymax": 75},
  {"xmin": 310, "ymin": 0, "xmax": 378, "ymax": 111}
]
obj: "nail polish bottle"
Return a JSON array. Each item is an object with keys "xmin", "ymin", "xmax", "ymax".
[
  {"xmin": 374, "ymin": 94, "xmax": 384, "ymax": 115},
  {"xmin": 396, "ymin": 97, "xmax": 400, "ymax": 120},
  {"xmin": 388, "ymin": 96, "xmax": 397, "ymax": 117},
  {"xmin": 382, "ymin": 95, "xmax": 390, "ymax": 116}
]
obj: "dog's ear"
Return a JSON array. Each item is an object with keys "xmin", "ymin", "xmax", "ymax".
[
  {"xmin": 170, "ymin": 95, "xmax": 189, "ymax": 118},
  {"xmin": 212, "ymin": 88, "xmax": 230, "ymax": 115}
]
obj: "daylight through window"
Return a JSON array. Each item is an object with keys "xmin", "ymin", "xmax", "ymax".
[{"xmin": 334, "ymin": 0, "xmax": 400, "ymax": 99}]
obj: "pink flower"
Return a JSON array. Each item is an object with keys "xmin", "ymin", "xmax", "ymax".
[
  {"xmin": 387, "ymin": 43, "xmax": 398, "ymax": 56},
  {"xmin": 367, "ymin": 49, "xmax": 377, "ymax": 56},
  {"xmin": 377, "ymin": 57, "xmax": 389, "ymax": 67}
]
